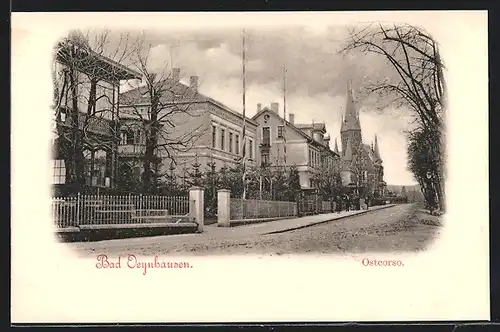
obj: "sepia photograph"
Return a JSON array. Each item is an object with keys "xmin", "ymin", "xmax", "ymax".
[{"xmin": 11, "ymin": 11, "xmax": 489, "ymax": 323}]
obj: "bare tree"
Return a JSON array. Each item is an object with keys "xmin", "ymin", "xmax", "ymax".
[
  {"xmin": 340, "ymin": 23, "xmax": 446, "ymax": 131},
  {"xmin": 339, "ymin": 23, "xmax": 446, "ymax": 211},
  {"xmin": 313, "ymin": 159, "xmax": 342, "ymax": 200},
  {"xmin": 119, "ymin": 38, "xmax": 206, "ymax": 194},
  {"xmin": 52, "ymin": 29, "xmax": 138, "ymax": 193}
]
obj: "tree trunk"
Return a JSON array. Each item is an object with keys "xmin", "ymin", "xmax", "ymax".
[
  {"xmin": 67, "ymin": 68, "xmax": 86, "ymax": 192},
  {"xmin": 142, "ymin": 100, "xmax": 160, "ymax": 194}
]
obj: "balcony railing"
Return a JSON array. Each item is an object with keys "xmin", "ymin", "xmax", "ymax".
[
  {"xmin": 118, "ymin": 144, "xmax": 146, "ymax": 156},
  {"xmin": 59, "ymin": 111, "xmax": 115, "ymax": 137}
]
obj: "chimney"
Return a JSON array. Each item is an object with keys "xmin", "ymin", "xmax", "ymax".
[
  {"xmin": 257, "ymin": 103, "xmax": 262, "ymax": 112},
  {"xmin": 324, "ymin": 133, "xmax": 330, "ymax": 147},
  {"xmin": 189, "ymin": 76, "xmax": 198, "ymax": 92},
  {"xmin": 289, "ymin": 113, "xmax": 295, "ymax": 125},
  {"xmin": 270, "ymin": 102, "xmax": 279, "ymax": 113},
  {"xmin": 172, "ymin": 68, "xmax": 180, "ymax": 82}
]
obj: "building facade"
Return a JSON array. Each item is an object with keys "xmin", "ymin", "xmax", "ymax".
[
  {"xmin": 338, "ymin": 83, "xmax": 387, "ymax": 197},
  {"xmin": 118, "ymin": 68, "xmax": 258, "ymax": 188},
  {"xmin": 252, "ymin": 102, "xmax": 340, "ymax": 189},
  {"xmin": 51, "ymin": 39, "xmax": 141, "ymax": 195}
]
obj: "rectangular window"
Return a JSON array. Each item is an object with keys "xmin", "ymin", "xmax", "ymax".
[
  {"xmin": 249, "ymin": 139, "xmax": 253, "ymax": 159},
  {"xmin": 262, "ymin": 127, "xmax": 270, "ymax": 146},
  {"xmin": 133, "ymin": 130, "xmax": 142, "ymax": 145},
  {"xmin": 277, "ymin": 125, "xmax": 284, "ymax": 139},
  {"xmin": 212, "ymin": 125, "xmax": 216, "ymax": 148},
  {"xmin": 120, "ymin": 131, "xmax": 127, "ymax": 145},
  {"xmin": 262, "ymin": 153, "xmax": 270, "ymax": 166},
  {"xmin": 220, "ymin": 128, "xmax": 225, "ymax": 150},
  {"xmin": 235, "ymin": 135, "xmax": 240, "ymax": 155},
  {"xmin": 52, "ymin": 159, "xmax": 66, "ymax": 184},
  {"xmin": 229, "ymin": 132, "xmax": 233, "ymax": 153},
  {"xmin": 120, "ymin": 129, "xmax": 135, "ymax": 145}
]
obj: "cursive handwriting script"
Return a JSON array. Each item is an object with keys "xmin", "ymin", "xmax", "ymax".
[{"xmin": 96, "ymin": 254, "xmax": 192, "ymax": 275}]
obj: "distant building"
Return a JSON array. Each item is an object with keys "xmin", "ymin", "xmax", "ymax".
[
  {"xmin": 118, "ymin": 68, "xmax": 258, "ymax": 185},
  {"xmin": 338, "ymin": 82, "xmax": 387, "ymax": 197},
  {"xmin": 252, "ymin": 102, "xmax": 340, "ymax": 189}
]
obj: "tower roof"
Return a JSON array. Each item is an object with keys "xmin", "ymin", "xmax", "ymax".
[
  {"xmin": 374, "ymin": 134, "xmax": 381, "ymax": 160},
  {"xmin": 340, "ymin": 81, "xmax": 361, "ymax": 132}
]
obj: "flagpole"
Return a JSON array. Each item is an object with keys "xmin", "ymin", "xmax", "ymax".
[
  {"xmin": 241, "ymin": 29, "xmax": 247, "ymax": 201},
  {"xmin": 282, "ymin": 64, "xmax": 287, "ymax": 169}
]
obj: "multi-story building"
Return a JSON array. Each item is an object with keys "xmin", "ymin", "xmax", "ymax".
[
  {"xmin": 118, "ymin": 68, "xmax": 258, "ymax": 185},
  {"xmin": 338, "ymin": 83, "xmax": 387, "ymax": 197},
  {"xmin": 252, "ymin": 102, "xmax": 340, "ymax": 189},
  {"xmin": 51, "ymin": 39, "xmax": 141, "ymax": 195}
]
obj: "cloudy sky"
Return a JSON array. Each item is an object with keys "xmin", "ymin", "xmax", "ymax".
[{"xmin": 118, "ymin": 25, "xmax": 417, "ymax": 185}]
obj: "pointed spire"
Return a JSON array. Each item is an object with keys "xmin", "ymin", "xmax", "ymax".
[
  {"xmin": 341, "ymin": 80, "xmax": 361, "ymax": 132},
  {"xmin": 343, "ymin": 137, "xmax": 353, "ymax": 161},
  {"xmin": 334, "ymin": 138, "xmax": 339, "ymax": 154},
  {"xmin": 374, "ymin": 134, "xmax": 381, "ymax": 160}
]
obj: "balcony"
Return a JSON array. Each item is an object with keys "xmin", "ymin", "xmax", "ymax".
[
  {"xmin": 58, "ymin": 110, "xmax": 115, "ymax": 137},
  {"xmin": 260, "ymin": 140, "xmax": 271, "ymax": 153},
  {"xmin": 118, "ymin": 144, "xmax": 146, "ymax": 157}
]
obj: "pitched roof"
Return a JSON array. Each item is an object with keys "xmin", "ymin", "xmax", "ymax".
[
  {"xmin": 56, "ymin": 41, "xmax": 142, "ymax": 81},
  {"xmin": 120, "ymin": 79, "xmax": 258, "ymax": 126},
  {"xmin": 295, "ymin": 122, "xmax": 327, "ymax": 133},
  {"xmin": 251, "ymin": 108, "xmax": 339, "ymax": 157},
  {"xmin": 361, "ymin": 143, "xmax": 378, "ymax": 163},
  {"xmin": 252, "ymin": 108, "xmax": 312, "ymax": 142}
]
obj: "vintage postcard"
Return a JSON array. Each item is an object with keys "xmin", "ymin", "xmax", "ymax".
[{"xmin": 11, "ymin": 11, "xmax": 489, "ymax": 323}]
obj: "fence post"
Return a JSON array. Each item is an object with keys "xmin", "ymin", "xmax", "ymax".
[
  {"xmin": 189, "ymin": 186, "xmax": 204, "ymax": 232},
  {"xmin": 76, "ymin": 192, "xmax": 81, "ymax": 226},
  {"xmin": 217, "ymin": 189, "xmax": 231, "ymax": 227},
  {"xmin": 296, "ymin": 193, "xmax": 302, "ymax": 217}
]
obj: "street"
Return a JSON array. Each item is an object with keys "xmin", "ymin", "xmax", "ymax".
[{"xmin": 66, "ymin": 204, "xmax": 442, "ymax": 257}]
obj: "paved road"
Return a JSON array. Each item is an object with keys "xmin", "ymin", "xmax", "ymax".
[{"xmin": 67, "ymin": 204, "xmax": 440, "ymax": 257}]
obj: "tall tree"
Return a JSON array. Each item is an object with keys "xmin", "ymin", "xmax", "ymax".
[
  {"xmin": 340, "ymin": 23, "xmax": 446, "ymax": 211},
  {"xmin": 313, "ymin": 160, "xmax": 343, "ymax": 200},
  {"xmin": 285, "ymin": 164, "xmax": 302, "ymax": 201},
  {"xmin": 120, "ymin": 37, "xmax": 206, "ymax": 194}
]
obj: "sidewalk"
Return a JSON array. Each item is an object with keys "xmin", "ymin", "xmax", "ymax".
[
  {"xmin": 65, "ymin": 204, "xmax": 397, "ymax": 251},
  {"xmin": 204, "ymin": 204, "xmax": 396, "ymax": 237}
]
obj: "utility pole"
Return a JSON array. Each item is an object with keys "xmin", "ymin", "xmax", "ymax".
[
  {"xmin": 282, "ymin": 64, "xmax": 288, "ymax": 168},
  {"xmin": 241, "ymin": 29, "xmax": 247, "ymax": 201}
]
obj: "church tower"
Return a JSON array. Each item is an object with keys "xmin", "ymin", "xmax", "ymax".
[{"xmin": 340, "ymin": 81, "xmax": 362, "ymax": 157}]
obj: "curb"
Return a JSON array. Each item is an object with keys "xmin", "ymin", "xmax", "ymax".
[
  {"xmin": 229, "ymin": 216, "xmax": 290, "ymax": 227},
  {"xmin": 263, "ymin": 204, "xmax": 397, "ymax": 235}
]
